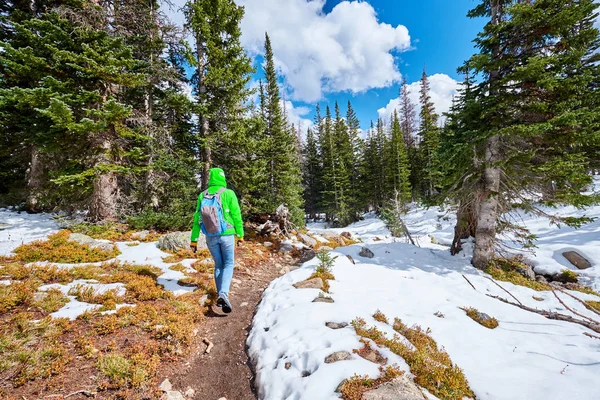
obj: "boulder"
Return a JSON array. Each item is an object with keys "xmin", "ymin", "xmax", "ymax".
[
  {"xmin": 516, "ymin": 265, "xmax": 536, "ymax": 281},
  {"xmin": 535, "ymin": 275, "xmax": 548, "ymax": 284},
  {"xmin": 362, "ymin": 375, "xmax": 425, "ymax": 400},
  {"xmin": 326, "ymin": 322, "xmax": 348, "ymax": 330},
  {"xmin": 359, "ymin": 247, "xmax": 375, "ymax": 258},
  {"xmin": 131, "ymin": 230, "xmax": 150, "ymax": 240},
  {"xmin": 298, "ymin": 248, "xmax": 316, "ymax": 263},
  {"xmin": 158, "ymin": 231, "xmax": 206, "ymax": 252},
  {"xmin": 67, "ymin": 233, "xmax": 115, "ymax": 252},
  {"xmin": 324, "ymin": 351, "xmax": 353, "ymax": 364},
  {"xmin": 298, "ymin": 233, "xmax": 317, "ymax": 248},
  {"xmin": 293, "ymin": 277, "xmax": 323, "ymax": 290},
  {"xmin": 562, "ymin": 251, "xmax": 592, "ymax": 270}
]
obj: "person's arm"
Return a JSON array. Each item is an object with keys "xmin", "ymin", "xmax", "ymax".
[
  {"xmin": 190, "ymin": 193, "xmax": 203, "ymax": 248},
  {"xmin": 228, "ymin": 190, "xmax": 244, "ymax": 239}
]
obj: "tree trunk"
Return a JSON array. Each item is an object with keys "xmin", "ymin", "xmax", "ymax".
[
  {"xmin": 89, "ymin": 135, "xmax": 118, "ymax": 222},
  {"xmin": 196, "ymin": 19, "xmax": 211, "ymax": 189},
  {"xmin": 26, "ymin": 146, "xmax": 43, "ymax": 212},
  {"xmin": 450, "ymin": 199, "xmax": 478, "ymax": 255}
]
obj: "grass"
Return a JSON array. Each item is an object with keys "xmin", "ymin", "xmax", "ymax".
[
  {"xmin": 169, "ymin": 263, "xmax": 188, "ymax": 272},
  {"xmin": 68, "ymin": 222, "xmax": 159, "ymax": 242},
  {"xmin": 586, "ymin": 301, "xmax": 600, "ymax": 312},
  {"xmin": 485, "ymin": 258, "xmax": 551, "ymax": 291},
  {"xmin": 162, "ymin": 248, "xmax": 209, "ymax": 263},
  {"xmin": 572, "ymin": 286, "xmax": 600, "ymax": 297},
  {"xmin": 0, "ymin": 281, "xmax": 36, "ymax": 313},
  {"xmin": 352, "ymin": 314, "xmax": 475, "ymax": 400},
  {"xmin": 559, "ymin": 269, "xmax": 579, "ymax": 283},
  {"xmin": 13, "ymin": 230, "xmax": 120, "ymax": 263},
  {"xmin": 339, "ymin": 365, "xmax": 404, "ymax": 400},
  {"xmin": 460, "ymin": 307, "xmax": 499, "ymax": 329}
]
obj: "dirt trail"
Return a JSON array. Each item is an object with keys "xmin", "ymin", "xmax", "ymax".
[{"xmin": 163, "ymin": 247, "xmax": 297, "ymax": 400}]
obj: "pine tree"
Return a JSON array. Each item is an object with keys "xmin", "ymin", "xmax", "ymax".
[
  {"xmin": 447, "ymin": 0, "xmax": 600, "ymax": 268},
  {"xmin": 302, "ymin": 127, "xmax": 321, "ymax": 219},
  {"xmin": 388, "ymin": 110, "xmax": 412, "ymax": 205},
  {"xmin": 418, "ymin": 68, "xmax": 441, "ymax": 199},
  {"xmin": 262, "ymin": 33, "xmax": 304, "ymax": 224},
  {"xmin": 399, "ymin": 77, "xmax": 417, "ymax": 148},
  {"xmin": 346, "ymin": 101, "xmax": 366, "ymax": 216},
  {"xmin": 334, "ymin": 101, "xmax": 352, "ymax": 226}
]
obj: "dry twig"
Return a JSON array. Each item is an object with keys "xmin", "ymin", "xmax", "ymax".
[
  {"xmin": 203, "ymin": 338, "xmax": 214, "ymax": 354},
  {"xmin": 551, "ymin": 290, "xmax": 596, "ymax": 323},
  {"xmin": 462, "ymin": 274, "xmax": 477, "ymax": 291},
  {"xmin": 484, "ymin": 276, "xmax": 523, "ymax": 306}
]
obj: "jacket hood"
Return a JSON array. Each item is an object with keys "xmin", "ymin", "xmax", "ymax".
[{"xmin": 208, "ymin": 168, "xmax": 227, "ymax": 188}]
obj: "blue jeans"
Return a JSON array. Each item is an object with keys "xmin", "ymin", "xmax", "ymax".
[{"xmin": 206, "ymin": 234, "xmax": 235, "ymax": 296}]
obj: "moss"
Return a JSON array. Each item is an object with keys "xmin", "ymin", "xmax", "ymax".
[
  {"xmin": 13, "ymin": 230, "xmax": 120, "ymax": 263},
  {"xmin": 572, "ymin": 286, "xmax": 600, "ymax": 297},
  {"xmin": 586, "ymin": 301, "xmax": 600, "ymax": 312},
  {"xmin": 340, "ymin": 365, "xmax": 404, "ymax": 400},
  {"xmin": 485, "ymin": 258, "xmax": 551, "ymax": 291},
  {"xmin": 352, "ymin": 315, "xmax": 475, "ymax": 400},
  {"xmin": 460, "ymin": 307, "xmax": 499, "ymax": 329},
  {"xmin": 560, "ymin": 269, "xmax": 579, "ymax": 283}
]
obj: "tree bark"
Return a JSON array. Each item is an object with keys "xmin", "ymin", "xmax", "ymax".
[
  {"xmin": 195, "ymin": 15, "xmax": 211, "ymax": 189},
  {"xmin": 451, "ymin": 199, "xmax": 478, "ymax": 255},
  {"xmin": 472, "ymin": 0, "xmax": 503, "ymax": 269},
  {"xmin": 89, "ymin": 134, "xmax": 118, "ymax": 222},
  {"xmin": 26, "ymin": 146, "xmax": 43, "ymax": 212}
]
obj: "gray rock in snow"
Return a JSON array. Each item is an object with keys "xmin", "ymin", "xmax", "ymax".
[
  {"xmin": 359, "ymin": 247, "xmax": 375, "ymax": 258},
  {"xmin": 279, "ymin": 244, "xmax": 294, "ymax": 253},
  {"xmin": 297, "ymin": 233, "xmax": 317, "ymax": 248},
  {"xmin": 516, "ymin": 265, "xmax": 536, "ymax": 281},
  {"xmin": 131, "ymin": 230, "xmax": 150, "ymax": 240},
  {"xmin": 562, "ymin": 251, "xmax": 592, "ymax": 270},
  {"xmin": 293, "ymin": 277, "xmax": 323, "ymax": 290},
  {"xmin": 362, "ymin": 375, "xmax": 426, "ymax": 400},
  {"xmin": 326, "ymin": 322, "xmax": 348, "ymax": 330},
  {"xmin": 158, "ymin": 231, "xmax": 206, "ymax": 252},
  {"xmin": 324, "ymin": 351, "xmax": 353, "ymax": 364}
]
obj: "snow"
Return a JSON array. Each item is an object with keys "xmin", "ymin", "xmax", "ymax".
[
  {"xmin": 0, "ymin": 208, "xmax": 59, "ymax": 256},
  {"xmin": 251, "ymin": 189, "xmax": 600, "ymax": 400}
]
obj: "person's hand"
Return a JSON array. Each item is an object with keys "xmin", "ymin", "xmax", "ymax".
[
  {"xmin": 190, "ymin": 242, "xmax": 197, "ymax": 253},
  {"xmin": 237, "ymin": 239, "xmax": 244, "ymax": 247}
]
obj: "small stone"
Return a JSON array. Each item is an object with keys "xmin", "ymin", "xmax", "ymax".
[
  {"xmin": 218, "ymin": 398, "xmax": 227, "ymax": 400},
  {"xmin": 326, "ymin": 322, "xmax": 348, "ymax": 329},
  {"xmin": 301, "ymin": 371, "xmax": 311, "ymax": 377},
  {"xmin": 285, "ymin": 362, "xmax": 292, "ymax": 370},
  {"xmin": 324, "ymin": 351, "xmax": 353, "ymax": 364},
  {"xmin": 297, "ymin": 233, "xmax": 317, "ymax": 248},
  {"xmin": 359, "ymin": 247, "xmax": 375, "ymax": 258},
  {"xmin": 313, "ymin": 296, "xmax": 334, "ymax": 303},
  {"xmin": 279, "ymin": 244, "xmax": 294, "ymax": 254},
  {"xmin": 199, "ymin": 295, "xmax": 209, "ymax": 306},
  {"xmin": 434, "ymin": 311, "xmax": 445, "ymax": 318},
  {"xmin": 263, "ymin": 242, "xmax": 274, "ymax": 248},
  {"xmin": 516, "ymin": 265, "xmax": 536, "ymax": 281},
  {"xmin": 131, "ymin": 230, "xmax": 150, "ymax": 240},
  {"xmin": 293, "ymin": 277, "xmax": 324, "ymax": 290},
  {"xmin": 562, "ymin": 251, "xmax": 592, "ymax": 270},
  {"xmin": 298, "ymin": 248, "xmax": 316, "ymax": 263},
  {"xmin": 192, "ymin": 329, "xmax": 199, "ymax": 337},
  {"xmin": 232, "ymin": 278, "xmax": 242, "ymax": 285},
  {"xmin": 279, "ymin": 266, "xmax": 290, "ymax": 275},
  {"xmin": 335, "ymin": 380, "xmax": 348, "ymax": 393},
  {"xmin": 255, "ymin": 249, "xmax": 264, "ymax": 256},
  {"xmin": 158, "ymin": 379, "xmax": 173, "ymax": 392},
  {"xmin": 536, "ymin": 275, "xmax": 548, "ymax": 284},
  {"xmin": 341, "ymin": 232, "xmax": 352, "ymax": 239},
  {"xmin": 184, "ymin": 387, "xmax": 195, "ymax": 398},
  {"xmin": 240, "ymin": 302, "xmax": 248, "ymax": 307}
]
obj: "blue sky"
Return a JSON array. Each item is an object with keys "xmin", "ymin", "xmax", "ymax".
[
  {"xmin": 240, "ymin": 0, "xmax": 487, "ymax": 131},
  {"xmin": 171, "ymin": 0, "xmax": 487, "ymax": 131}
]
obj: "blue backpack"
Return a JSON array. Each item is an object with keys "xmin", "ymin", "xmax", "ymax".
[{"xmin": 200, "ymin": 188, "xmax": 230, "ymax": 236}]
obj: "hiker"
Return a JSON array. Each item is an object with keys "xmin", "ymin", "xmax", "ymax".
[{"xmin": 190, "ymin": 167, "xmax": 244, "ymax": 314}]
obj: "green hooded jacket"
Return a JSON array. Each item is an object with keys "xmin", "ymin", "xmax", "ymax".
[{"xmin": 190, "ymin": 168, "xmax": 244, "ymax": 243}]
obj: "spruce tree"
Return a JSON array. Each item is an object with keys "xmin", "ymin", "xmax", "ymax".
[
  {"xmin": 418, "ymin": 69, "xmax": 441, "ymax": 199},
  {"xmin": 389, "ymin": 110, "xmax": 412, "ymax": 205},
  {"xmin": 262, "ymin": 33, "xmax": 304, "ymax": 224},
  {"xmin": 447, "ymin": 0, "xmax": 600, "ymax": 268},
  {"xmin": 302, "ymin": 127, "xmax": 321, "ymax": 219}
]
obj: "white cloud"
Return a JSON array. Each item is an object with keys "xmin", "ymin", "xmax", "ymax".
[
  {"xmin": 238, "ymin": 0, "xmax": 411, "ymax": 102},
  {"xmin": 283, "ymin": 100, "xmax": 313, "ymax": 132},
  {"xmin": 377, "ymin": 73, "xmax": 460, "ymax": 126}
]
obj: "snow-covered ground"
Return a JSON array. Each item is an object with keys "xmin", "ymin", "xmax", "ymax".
[
  {"xmin": 0, "ymin": 210, "xmax": 199, "ymax": 320},
  {"xmin": 249, "ymin": 185, "xmax": 600, "ymax": 400}
]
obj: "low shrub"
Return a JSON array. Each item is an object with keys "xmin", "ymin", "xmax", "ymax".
[
  {"xmin": 559, "ymin": 269, "xmax": 579, "ymax": 283},
  {"xmin": 127, "ymin": 211, "xmax": 192, "ymax": 232},
  {"xmin": 460, "ymin": 307, "xmax": 499, "ymax": 329},
  {"xmin": 34, "ymin": 288, "xmax": 69, "ymax": 313},
  {"xmin": 13, "ymin": 230, "xmax": 120, "ymax": 263},
  {"xmin": 485, "ymin": 258, "xmax": 550, "ymax": 291},
  {"xmin": 373, "ymin": 310, "xmax": 388, "ymax": 324},
  {"xmin": 586, "ymin": 301, "xmax": 600, "ymax": 312}
]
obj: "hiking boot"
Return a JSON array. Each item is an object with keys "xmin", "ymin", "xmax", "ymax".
[
  {"xmin": 216, "ymin": 297, "xmax": 225, "ymax": 308},
  {"xmin": 219, "ymin": 294, "xmax": 232, "ymax": 314}
]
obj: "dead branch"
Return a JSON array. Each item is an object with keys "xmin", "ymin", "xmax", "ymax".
[
  {"xmin": 462, "ymin": 274, "xmax": 477, "ymax": 291},
  {"xmin": 584, "ymin": 332, "xmax": 600, "ymax": 340},
  {"xmin": 203, "ymin": 338, "xmax": 214, "ymax": 354},
  {"xmin": 556, "ymin": 288, "xmax": 600, "ymax": 317},
  {"xmin": 484, "ymin": 276, "xmax": 523, "ymax": 306},
  {"xmin": 551, "ymin": 290, "xmax": 597, "ymax": 323},
  {"xmin": 487, "ymin": 294, "xmax": 600, "ymax": 334}
]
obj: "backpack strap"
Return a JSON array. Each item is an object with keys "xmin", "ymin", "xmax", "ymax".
[{"xmin": 203, "ymin": 188, "xmax": 226, "ymax": 207}]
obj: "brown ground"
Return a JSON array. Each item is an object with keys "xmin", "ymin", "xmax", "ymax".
[{"xmin": 161, "ymin": 248, "xmax": 299, "ymax": 400}]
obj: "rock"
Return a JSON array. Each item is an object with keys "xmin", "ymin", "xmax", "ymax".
[
  {"xmin": 158, "ymin": 231, "xmax": 206, "ymax": 252},
  {"xmin": 279, "ymin": 244, "xmax": 294, "ymax": 254},
  {"xmin": 359, "ymin": 247, "xmax": 375, "ymax": 258},
  {"xmin": 218, "ymin": 398, "xmax": 227, "ymax": 400},
  {"xmin": 564, "ymin": 282, "xmax": 585, "ymax": 291},
  {"xmin": 255, "ymin": 249, "xmax": 264, "ymax": 256},
  {"xmin": 324, "ymin": 351, "xmax": 353, "ymax": 364},
  {"xmin": 313, "ymin": 296, "xmax": 334, "ymax": 303},
  {"xmin": 279, "ymin": 266, "xmax": 290, "ymax": 275},
  {"xmin": 335, "ymin": 380, "xmax": 347, "ymax": 393},
  {"xmin": 293, "ymin": 277, "xmax": 323, "ymax": 290},
  {"xmin": 184, "ymin": 387, "xmax": 195, "ymax": 398},
  {"xmin": 298, "ymin": 233, "xmax": 317, "ymax": 248},
  {"xmin": 232, "ymin": 278, "xmax": 242, "ymax": 285},
  {"xmin": 562, "ymin": 251, "xmax": 592, "ymax": 270},
  {"xmin": 326, "ymin": 322, "xmax": 348, "ymax": 329},
  {"xmin": 362, "ymin": 375, "xmax": 425, "ymax": 400},
  {"xmin": 298, "ymin": 248, "xmax": 316, "ymax": 263},
  {"xmin": 131, "ymin": 230, "xmax": 150, "ymax": 240},
  {"xmin": 240, "ymin": 302, "xmax": 249, "ymax": 307},
  {"xmin": 536, "ymin": 275, "xmax": 548, "ymax": 284},
  {"xmin": 322, "ymin": 232, "xmax": 346, "ymax": 246},
  {"xmin": 158, "ymin": 378, "xmax": 173, "ymax": 392},
  {"xmin": 341, "ymin": 232, "xmax": 352, "ymax": 239},
  {"xmin": 263, "ymin": 241, "xmax": 273, "ymax": 248},
  {"xmin": 285, "ymin": 362, "xmax": 292, "ymax": 370},
  {"xmin": 199, "ymin": 295, "xmax": 209, "ymax": 306},
  {"xmin": 516, "ymin": 265, "xmax": 536, "ymax": 281},
  {"xmin": 67, "ymin": 233, "xmax": 115, "ymax": 252},
  {"xmin": 160, "ymin": 393, "xmax": 185, "ymax": 400}
]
